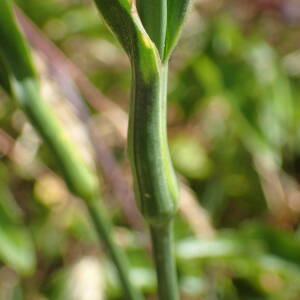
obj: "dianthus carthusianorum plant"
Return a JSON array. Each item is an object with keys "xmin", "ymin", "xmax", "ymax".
[
  {"xmin": 0, "ymin": 0, "xmax": 191, "ymax": 299},
  {"xmin": 94, "ymin": 1, "xmax": 191, "ymax": 299}
]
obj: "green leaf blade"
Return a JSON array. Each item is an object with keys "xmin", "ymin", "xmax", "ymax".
[
  {"xmin": 0, "ymin": 222, "xmax": 36, "ymax": 275},
  {"xmin": 94, "ymin": 0, "xmax": 160, "ymax": 80},
  {"xmin": 136, "ymin": 0, "xmax": 167, "ymax": 58},
  {"xmin": 0, "ymin": 0, "xmax": 99, "ymax": 201},
  {"xmin": 0, "ymin": 167, "xmax": 36, "ymax": 275},
  {"xmin": 164, "ymin": 0, "xmax": 191, "ymax": 60},
  {"xmin": 0, "ymin": 0, "xmax": 36, "ymax": 81}
]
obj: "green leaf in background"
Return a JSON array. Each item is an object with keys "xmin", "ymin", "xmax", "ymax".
[
  {"xmin": 0, "ymin": 56, "xmax": 11, "ymax": 95},
  {"xmin": 0, "ymin": 164, "xmax": 36, "ymax": 275},
  {"xmin": 0, "ymin": 211, "xmax": 36, "ymax": 274},
  {"xmin": 170, "ymin": 135, "xmax": 212, "ymax": 179}
]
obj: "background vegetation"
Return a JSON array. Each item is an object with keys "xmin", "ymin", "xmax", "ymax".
[{"xmin": 1, "ymin": 0, "xmax": 300, "ymax": 299}]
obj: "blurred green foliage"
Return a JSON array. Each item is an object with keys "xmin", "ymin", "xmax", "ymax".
[{"xmin": 2, "ymin": 0, "xmax": 300, "ymax": 299}]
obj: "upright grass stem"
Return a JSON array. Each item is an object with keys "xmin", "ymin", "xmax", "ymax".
[
  {"xmin": 0, "ymin": 2, "xmax": 142, "ymax": 299},
  {"xmin": 86, "ymin": 198, "xmax": 142, "ymax": 300}
]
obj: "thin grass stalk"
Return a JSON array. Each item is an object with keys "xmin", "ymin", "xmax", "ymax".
[
  {"xmin": 86, "ymin": 197, "xmax": 142, "ymax": 300},
  {"xmin": 0, "ymin": 2, "xmax": 142, "ymax": 299}
]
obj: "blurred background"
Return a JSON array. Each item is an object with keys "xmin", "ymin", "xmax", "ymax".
[{"xmin": 1, "ymin": 0, "xmax": 300, "ymax": 299}]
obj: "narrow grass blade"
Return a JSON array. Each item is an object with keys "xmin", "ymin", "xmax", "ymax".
[
  {"xmin": 164, "ymin": 0, "xmax": 191, "ymax": 60},
  {"xmin": 136, "ymin": 0, "xmax": 167, "ymax": 58},
  {"xmin": 0, "ymin": 2, "xmax": 143, "ymax": 299}
]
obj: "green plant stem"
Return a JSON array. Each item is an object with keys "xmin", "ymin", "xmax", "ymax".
[
  {"xmin": 130, "ymin": 61, "xmax": 180, "ymax": 299},
  {"xmin": 87, "ymin": 197, "xmax": 143, "ymax": 300},
  {"xmin": 129, "ymin": 60, "xmax": 179, "ymax": 225},
  {"xmin": 150, "ymin": 221, "xmax": 179, "ymax": 300},
  {"xmin": 83, "ymin": 2, "xmax": 182, "ymax": 299}
]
